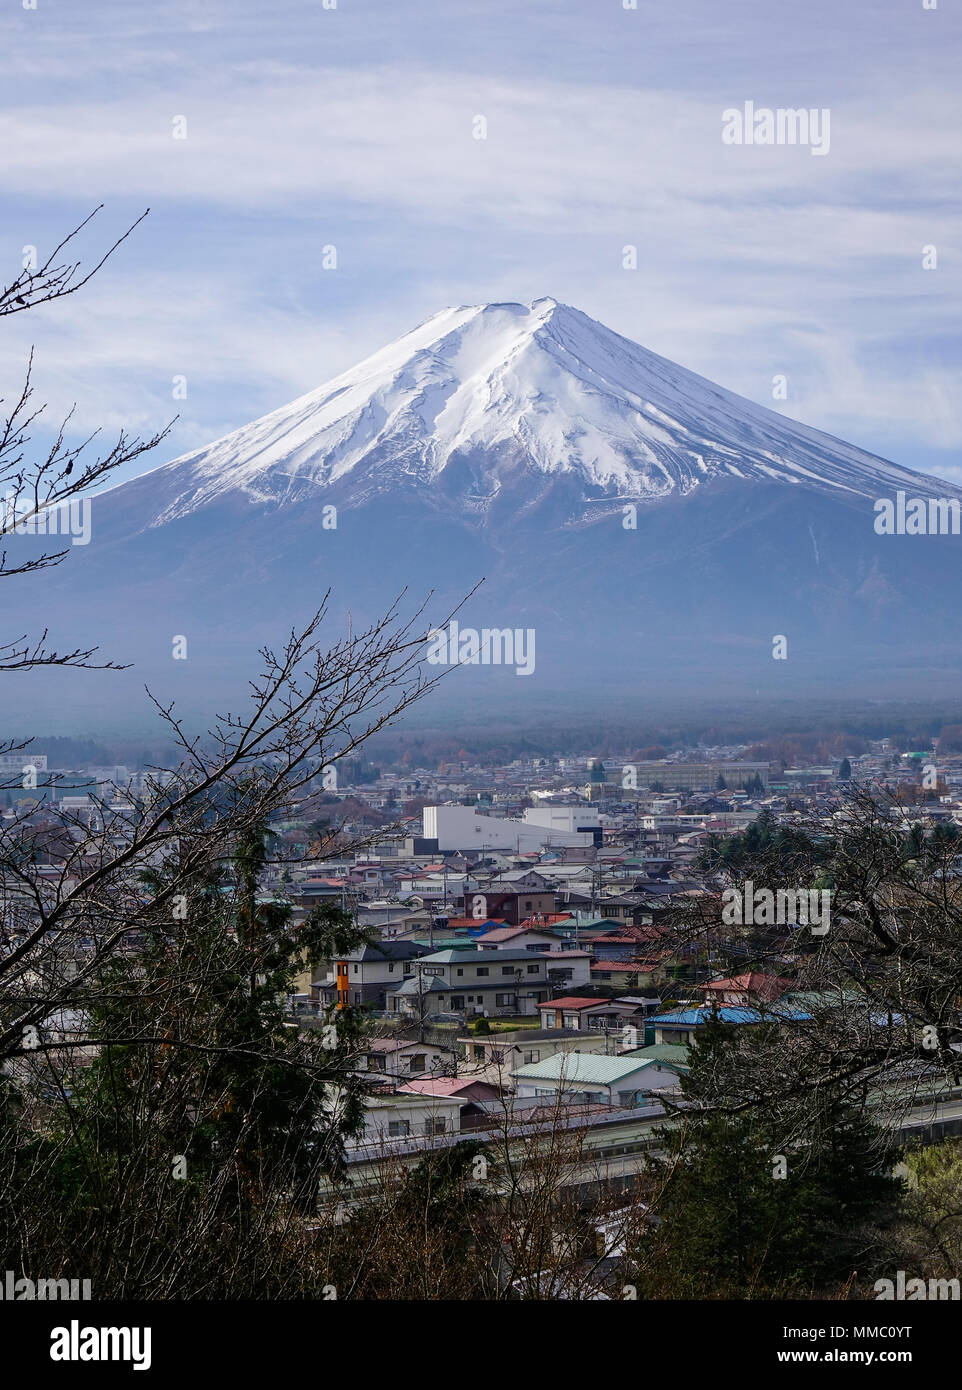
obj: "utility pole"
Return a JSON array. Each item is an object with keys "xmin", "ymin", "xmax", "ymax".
[{"xmin": 415, "ymin": 960, "xmax": 426, "ymax": 1044}]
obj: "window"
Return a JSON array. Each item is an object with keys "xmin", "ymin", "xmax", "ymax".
[
  {"xmin": 353, "ymin": 992, "xmax": 361, "ymax": 1003},
  {"xmin": 388, "ymin": 1120, "xmax": 410, "ymax": 1138},
  {"xmin": 352, "ymin": 964, "xmax": 359, "ymax": 975},
  {"xmin": 388, "ymin": 963, "xmax": 395, "ymax": 973},
  {"xmin": 408, "ymin": 1054, "xmax": 426, "ymax": 1072},
  {"xmin": 496, "ymin": 993, "xmax": 515, "ymax": 1007},
  {"xmin": 501, "ymin": 966, "xmax": 515, "ymax": 976},
  {"xmin": 524, "ymin": 900, "xmax": 532, "ymax": 909},
  {"xmin": 367, "ymin": 1055, "xmax": 386, "ymax": 1070},
  {"xmin": 424, "ymin": 1117, "xmax": 446, "ymax": 1136},
  {"xmin": 456, "ymin": 967, "xmax": 464, "ymax": 976},
  {"xmin": 523, "ymin": 1049, "xmax": 541, "ymax": 1064},
  {"xmin": 450, "ymin": 996, "xmax": 464, "ymax": 1010},
  {"xmin": 476, "ymin": 967, "xmax": 489, "ymax": 977},
  {"xmin": 526, "ymin": 964, "xmax": 540, "ymax": 974},
  {"xmin": 423, "ymin": 966, "xmax": 443, "ymax": 976}
]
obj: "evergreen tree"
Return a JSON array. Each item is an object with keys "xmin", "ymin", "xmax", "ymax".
[
  {"xmin": 8, "ymin": 828, "xmax": 372, "ymax": 1297},
  {"xmin": 642, "ymin": 1023, "xmax": 903, "ymax": 1296}
]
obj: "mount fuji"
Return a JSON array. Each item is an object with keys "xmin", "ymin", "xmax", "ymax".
[{"xmin": 11, "ymin": 297, "xmax": 962, "ymax": 729}]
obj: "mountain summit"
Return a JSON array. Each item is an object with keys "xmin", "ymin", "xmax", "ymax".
[
  {"xmin": 135, "ymin": 296, "xmax": 932, "ymax": 529},
  {"xmin": 13, "ymin": 299, "xmax": 962, "ymax": 727}
]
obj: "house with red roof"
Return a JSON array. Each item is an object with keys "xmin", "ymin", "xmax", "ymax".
[
  {"xmin": 441, "ymin": 917, "xmax": 509, "ymax": 933},
  {"xmin": 592, "ymin": 924, "xmax": 666, "ymax": 960},
  {"xmin": 695, "ymin": 972, "xmax": 793, "ymax": 1006},
  {"xmin": 474, "ymin": 925, "xmax": 562, "ymax": 952},
  {"xmin": 398, "ymin": 1077, "xmax": 501, "ymax": 1106},
  {"xmin": 538, "ymin": 997, "xmax": 613, "ymax": 1031},
  {"xmin": 590, "ymin": 956, "xmax": 669, "ymax": 988}
]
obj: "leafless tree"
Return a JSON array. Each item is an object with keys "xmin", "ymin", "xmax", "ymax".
[
  {"xmin": 0, "ymin": 208, "xmax": 474, "ymax": 1297},
  {"xmin": 0, "ymin": 207, "xmax": 172, "ymax": 686},
  {"xmin": 658, "ymin": 783, "xmax": 962, "ymax": 1141}
]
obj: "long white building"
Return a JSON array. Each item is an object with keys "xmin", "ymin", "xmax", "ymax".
[{"xmin": 423, "ymin": 804, "xmax": 599, "ymax": 853}]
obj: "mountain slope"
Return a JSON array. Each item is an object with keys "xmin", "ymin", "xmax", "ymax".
[
  {"xmin": 123, "ymin": 297, "xmax": 939, "ymax": 526},
  {"xmin": 9, "ymin": 298, "xmax": 962, "ymax": 730}
]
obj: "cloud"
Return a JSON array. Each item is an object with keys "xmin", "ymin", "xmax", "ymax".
[{"xmin": 0, "ymin": 3, "xmax": 959, "ymax": 479}]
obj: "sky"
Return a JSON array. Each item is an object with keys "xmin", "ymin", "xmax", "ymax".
[{"xmin": 1, "ymin": 0, "xmax": 960, "ymax": 486}]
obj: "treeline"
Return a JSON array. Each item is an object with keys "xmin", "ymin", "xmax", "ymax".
[{"xmin": 354, "ymin": 710, "xmax": 962, "ymax": 771}]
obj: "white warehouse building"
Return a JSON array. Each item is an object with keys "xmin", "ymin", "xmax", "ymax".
[
  {"xmin": 522, "ymin": 806, "xmax": 602, "ymax": 838},
  {"xmin": 423, "ymin": 804, "xmax": 599, "ymax": 853}
]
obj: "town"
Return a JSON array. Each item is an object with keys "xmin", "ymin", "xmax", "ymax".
[{"xmin": 7, "ymin": 730, "xmax": 962, "ymax": 1287}]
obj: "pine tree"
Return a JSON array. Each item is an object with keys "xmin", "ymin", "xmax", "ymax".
[
  {"xmin": 17, "ymin": 828, "xmax": 372, "ymax": 1297},
  {"xmin": 642, "ymin": 1023, "xmax": 903, "ymax": 1296}
]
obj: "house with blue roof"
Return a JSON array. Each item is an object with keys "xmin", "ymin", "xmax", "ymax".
[{"xmin": 650, "ymin": 1003, "xmax": 812, "ymax": 1046}]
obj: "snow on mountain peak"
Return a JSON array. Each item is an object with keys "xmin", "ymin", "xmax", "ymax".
[{"xmin": 139, "ymin": 298, "xmax": 937, "ymax": 524}]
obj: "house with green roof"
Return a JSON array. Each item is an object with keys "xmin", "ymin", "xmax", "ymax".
[
  {"xmin": 512, "ymin": 1050, "xmax": 684, "ymax": 1108},
  {"xmin": 629, "ymin": 1043, "xmax": 690, "ymax": 1074}
]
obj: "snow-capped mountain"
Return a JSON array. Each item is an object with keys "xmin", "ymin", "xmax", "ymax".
[
  {"xmin": 130, "ymin": 296, "xmax": 934, "ymax": 528},
  {"xmin": 10, "ymin": 299, "xmax": 962, "ymax": 730}
]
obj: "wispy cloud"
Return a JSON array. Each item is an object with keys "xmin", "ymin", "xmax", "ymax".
[{"xmin": 1, "ymin": 0, "xmax": 960, "ymax": 480}]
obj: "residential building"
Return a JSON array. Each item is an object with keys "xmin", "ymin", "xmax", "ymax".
[
  {"xmin": 349, "ymin": 1090, "xmax": 466, "ymax": 1146},
  {"xmin": 387, "ymin": 947, "xmax": 591, "ymax": 1019},
  {"xmin": 462, "ymin": 889, "xmax": 557, "ymax": 926},
  {"xmin": 458, "ymin": 1026, "xmax": 611, "ymax": 1083},
  {"xmin": 590, "ymin": 957, "xmax": 668, "ymax": 989},
  {"xmin": 312, "ymin": 940, "xmax": 425, "ymax": 1010},
  {"xmin": 538, "ymin": 996, "xmax": 614, "ymax": 1031},
  {"xmin": 512, "ymin": 1052, "xmax": 684, "ymax": 1108},
  {"xmin": 650, "ymin": 1003, "xmax": 811, "ymax": 1046},
  {"xmin": 358, "ymin": 1038, "xmax": 456, "ymax": 1077},
  {"xmin": 695, "ymin": 971, "xmax": 793, "ymax": 1006}
]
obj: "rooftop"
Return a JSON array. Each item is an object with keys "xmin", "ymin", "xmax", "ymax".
[
  {"xmin": 629, "ymin": 1043, "xmax": 690, "ymax": 1072},
  {"xmin": 652, "ymin": 1005, "xmax": 812, "ymax": 1026},
  {"xmin": 697, "ymin": 971, "xmax": 792, "ymax": 1001},
  {"xmin": 512, "ymin": 1052, "xmax": 665, "ymax": 1085},
  {"xmin": 421, "ymin": 947, "xmax": 587, "ymax": 964},
  {"xmin": 540, "ymin": 996, "xmax": 606, "ymax": 1011},
  {"xmin": 398, "ymin": 1078, "xmax": 501, "ymax": 1099}
]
